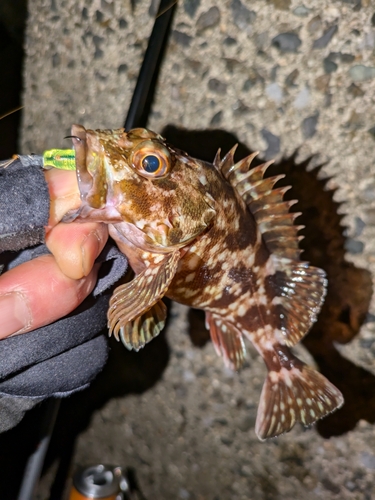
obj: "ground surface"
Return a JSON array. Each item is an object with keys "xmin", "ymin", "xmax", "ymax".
[{"xmin": 16, "ymin": 0, "xmax": 375, "ymax": 498}]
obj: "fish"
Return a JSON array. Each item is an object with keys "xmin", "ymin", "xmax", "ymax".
[{"xmin": 64, "ymin": 124, "xmax": 344, "ymax": 440}]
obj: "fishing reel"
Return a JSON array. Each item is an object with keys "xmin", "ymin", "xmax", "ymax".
[{"xmin": 69, "ymin": 464, "xmax": 139, "ymax": 500}]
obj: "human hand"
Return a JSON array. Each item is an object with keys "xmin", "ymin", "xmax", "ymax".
[{"xmin": 0, "ymin": 168, "xmax": 108, "ymax": 339}]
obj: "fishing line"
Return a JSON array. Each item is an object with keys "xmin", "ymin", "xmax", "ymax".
[{"xmin": 0, "ymin": 105, "xmax": 24, "ymax": 121}]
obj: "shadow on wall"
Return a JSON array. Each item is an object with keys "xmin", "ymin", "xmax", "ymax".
[
  {"xmin": 162, "ymin": 124, "xmax": 374, "ymax": 439},
  {"xmin": 0, "ymin": 0, "xmax": 27, "ymax": 158}
]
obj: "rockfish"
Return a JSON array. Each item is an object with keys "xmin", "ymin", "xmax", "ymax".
[{"xmin": 65, "ymin": 125, "xmax": 344, "ymax": 440}]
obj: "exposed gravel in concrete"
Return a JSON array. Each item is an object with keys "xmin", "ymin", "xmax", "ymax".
[{"xmin": 21, "ymin": 0, "xmax": 375, "ymax": 498}]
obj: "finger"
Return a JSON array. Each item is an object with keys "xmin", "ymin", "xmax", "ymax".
[
  {"xmin": 46, "ymin": 221, "xmax": 108, "ymax": 279},
  {"xmin": 44, "ymin": 169, "xmax": 81, "ymax": 228},
  {"xmin": 0, "ymin": 254, "xmax": 99, "ymax": 339}
]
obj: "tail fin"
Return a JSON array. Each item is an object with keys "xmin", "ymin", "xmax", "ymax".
[{"xmin": 255, "ymin": 364, "xmax": 344, "ymax": 440}]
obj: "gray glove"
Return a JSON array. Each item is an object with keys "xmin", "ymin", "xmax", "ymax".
[{"xmin": 0, "ymin": 158, "xmax": 127, "ymax": 431}]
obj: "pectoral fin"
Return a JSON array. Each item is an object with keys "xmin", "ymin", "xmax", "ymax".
[
  {"xmin": 108, "ymin": 251, "xmax": 180, "ymax": 340},
  {"xmin": 271, "ymin": 258, "xmax": 327, "ymax": 346},
  {"xmin": 206, "ymin": 312, "xmax": 247, "ymax": 371},
  {"xmin": 118, "ymin": 300, "xmax": 167, "ymax": 350}
]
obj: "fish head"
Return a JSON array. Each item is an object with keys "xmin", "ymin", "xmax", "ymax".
[{"xmin": 70, "ymin": 124, "xmax": 216, "ymax": 250}]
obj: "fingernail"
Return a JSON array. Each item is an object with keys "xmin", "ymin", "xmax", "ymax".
[
  {"xmin": 81, "ymin": 230, "xmax": 101, "ymax": 277},
  {"xmin": 0, "ymin": 292, "xmax": 31, "ymax": 338}
]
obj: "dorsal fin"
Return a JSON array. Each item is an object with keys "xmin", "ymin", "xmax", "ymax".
[
  {"xmin": 219, "ymin": 144, "xmax": 238, "ymax": 177},
  {"xmin": 213, "ymin": 148, "xmax": 221, "ymax": 169},
  {"xmin": 219, "ymin": 150, "xmax": 327, "ymax": 347},
  {"xmin": 219, "ymin": 150, "xmax": 302, "ymax": 261}
]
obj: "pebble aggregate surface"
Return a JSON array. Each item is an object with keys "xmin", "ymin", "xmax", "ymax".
[{"xmin": 22, "ymin": 0, "xmax": 375, "ymax": 498}]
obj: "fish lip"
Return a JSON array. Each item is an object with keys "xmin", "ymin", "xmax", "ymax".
[
  {"xmin": 71, "ymin": 124, "xmax": 92, "ymax": 200},
  {"xmin": 71, "ymin": 125, "xmax": 109, "ymax": 208}
]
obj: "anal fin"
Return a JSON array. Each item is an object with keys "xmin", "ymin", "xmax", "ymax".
[
  {"xmin": 118, "ymin": 300, "xmax": 167, "ymax": 351},
  {"xmin": 206, "ymin": 312, "xmax": 247, "ymax": 371},
  {"xmin": 255, "ymin": 364, "xmax": 344, "ymax": 440}
]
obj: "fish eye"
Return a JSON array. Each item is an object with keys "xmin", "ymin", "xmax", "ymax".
[
  {"xmin": 142, "ymin": 154, "xmax": 161, "ymax": 173},
  {"xmin": 131, "ymin": 140, "xmax": 171, "ymax": 178}
]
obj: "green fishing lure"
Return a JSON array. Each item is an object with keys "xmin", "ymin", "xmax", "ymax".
[
  {"xmin": 43, "ymin": 149, "xmax": 76, "ymax": 170},
  {"xmin": 0, "ymin": 149, "xmax": 76, "ymax": 170}
]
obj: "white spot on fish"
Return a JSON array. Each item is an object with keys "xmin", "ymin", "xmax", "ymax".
[
  {"xmin": 269, "ymin": 371, "xmax": 278, "ymax": 383},
  {"xmin": 185, "ymin": 272, "xmax": 195, "ymax": 283},
  {"xmin": 238, "ymin": 304, "xmax": 247, "ymax": 317},
  {"xmin": 187, "ymin": 255, "xmax": 200, "ymax": 270},
  {"xmin": 258, "ymin": 293, "xmax": 268, "ymax": 306},
  {"xmin": 135, "ymin": 219, "xmax": 147, "ymax": 229},
  {"xmin": 199, "ymin": 174, "xmax": 208, "ymax": 185},
  {"xmin": 153, "ymin": 254, "xmax": 165, "ymax": 264},
  {"xmin": 272, "ymin": 296, "xmax": 283, "ymax": 306},
  {"xmin": 264, "ymin": 255, "xmax": 277, "ymax": 276},
  {"xmin": 290, "ymin": 408, "xmax": 296, "ymax": 424},
  {"xmin": 183, "ymin": 289, "xmax": 199, "ymax": 298}
]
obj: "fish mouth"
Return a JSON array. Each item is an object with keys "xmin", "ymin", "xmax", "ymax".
[{"xmin": 71, "ymin": 124, "xmax": 108, "ymax": 209}]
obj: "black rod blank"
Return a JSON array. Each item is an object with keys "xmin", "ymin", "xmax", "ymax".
[
  {"xmin": 17, "ymin": 399, "xmax": 61, "ymax": 500},
  {"xmin": 124, "ymin": 0, "xmax": 176, "ymax": 130}
]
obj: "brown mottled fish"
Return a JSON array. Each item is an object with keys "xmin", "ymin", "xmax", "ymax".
[{"xmin": 65, "ymin": 124, "xmax": 344, "ymax": 440}]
